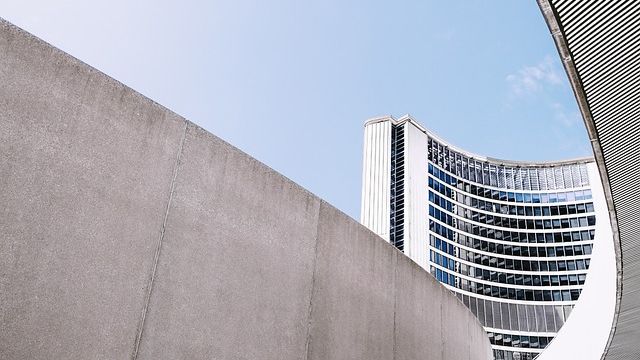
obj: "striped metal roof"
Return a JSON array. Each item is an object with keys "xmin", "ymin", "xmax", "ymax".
[{"xmin": 537, "ymin": 1, "xmax": 640, "ymax": 359}]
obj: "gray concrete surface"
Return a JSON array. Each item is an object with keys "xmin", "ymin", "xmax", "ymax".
[
  {"xmin": 0, "ymin": 18, "xmax": 492, "ymax": 360},
  {"xmin": 0, "ymin": 18, "xmax": 186, "ymax": 360}
]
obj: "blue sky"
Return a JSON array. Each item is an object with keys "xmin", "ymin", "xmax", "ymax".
[{"xmin": 1, "ymin": 1, "xmax": 591, "ymax": 220}]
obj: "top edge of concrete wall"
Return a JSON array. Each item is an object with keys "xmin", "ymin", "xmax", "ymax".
[{"xmin": 0, "ymin": 17, "xmax": 492, "ymax": 360}]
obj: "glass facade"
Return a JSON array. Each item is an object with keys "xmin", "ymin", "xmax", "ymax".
[
  {"xmin": 384, "ymin": 122, "xmax": 596, "ymax": 360},
  {"xmin": 390, "ymin": 123, "xmax": 406, "ymax": 251}
]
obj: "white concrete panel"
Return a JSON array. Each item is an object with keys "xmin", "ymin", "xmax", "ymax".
[
  {"xmin": 403, "ymin": 120, "xmax": 430, "ymax": 270},
  {"xmin": 360, "ymin": 117, "xmax": 391, "ymax": 241}
]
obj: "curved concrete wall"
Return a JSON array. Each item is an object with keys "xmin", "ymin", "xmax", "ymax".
[{"xmin": 0, "ymin": 19, "xmax": 492, "ymax": 360}]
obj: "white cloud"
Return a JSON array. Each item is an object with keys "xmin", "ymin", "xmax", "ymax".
[
  {"xmin": 552, "ymin": 102, "xmax": 582, "ymax": 128},
  {"xmin": 506, "ymin": 56, "xmax": 563, "ymax": 96},
  {"xmin": 548, "ymin": 102, "xmax": 589, "ymax": 156}
]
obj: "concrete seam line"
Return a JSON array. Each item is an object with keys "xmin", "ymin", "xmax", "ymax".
[
  {"xmin": 131, "ymin": 120, "xmax": 188, "ymax": 360},
  {"xmin": 392, "ymin": 251, "xmax": 398, "ymax": 360},
  {"xmin": 441, "ymin": 300, "xmax": 445, "ymax": 360},
  {"xmin": 303, "ymin": 201, "xmax": 322, "ymax": 360}
]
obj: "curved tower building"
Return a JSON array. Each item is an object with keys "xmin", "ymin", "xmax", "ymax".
[{"xmin": 361, "ymin": 115, "xmax": 613, "ymax": 360}]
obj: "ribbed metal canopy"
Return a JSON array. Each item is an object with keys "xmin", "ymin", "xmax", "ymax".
[{"xmin": 538, "ymin": 1, "xmax": 640, "ymax": 359}]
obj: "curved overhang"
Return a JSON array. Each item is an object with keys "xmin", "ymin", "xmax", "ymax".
[{"xmin": 537, "ymin": 1, "xmax": 640, "ymax": 359}]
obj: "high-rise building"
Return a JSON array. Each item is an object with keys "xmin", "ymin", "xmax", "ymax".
[{"xmin": 361, "ymin": 115, "xmax": 614, "ymax": 360}]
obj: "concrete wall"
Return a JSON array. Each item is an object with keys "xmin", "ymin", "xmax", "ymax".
[{"xmin": 0, "ymin": 18, "xmax": 492, "ymax": 360}]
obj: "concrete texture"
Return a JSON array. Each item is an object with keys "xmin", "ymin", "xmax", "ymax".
[
  {"xmin": 135, "ymin": 125, "xmax": 322, "ymax": 360},
  {"xmin": 0, "ymin": 18, "xmax": 492, "ymax": 360},
  {"xmin": 307, "ymin": 203, "xmax": 396, "ymax": 360},
  {"xmin": 0, "ymin": 18, "xmax": 185, "ymax": 360}
]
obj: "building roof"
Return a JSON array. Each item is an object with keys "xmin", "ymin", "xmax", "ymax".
[{"xmin": 365, "ymin": 114, "xmax": 594, "ymax": 168}]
